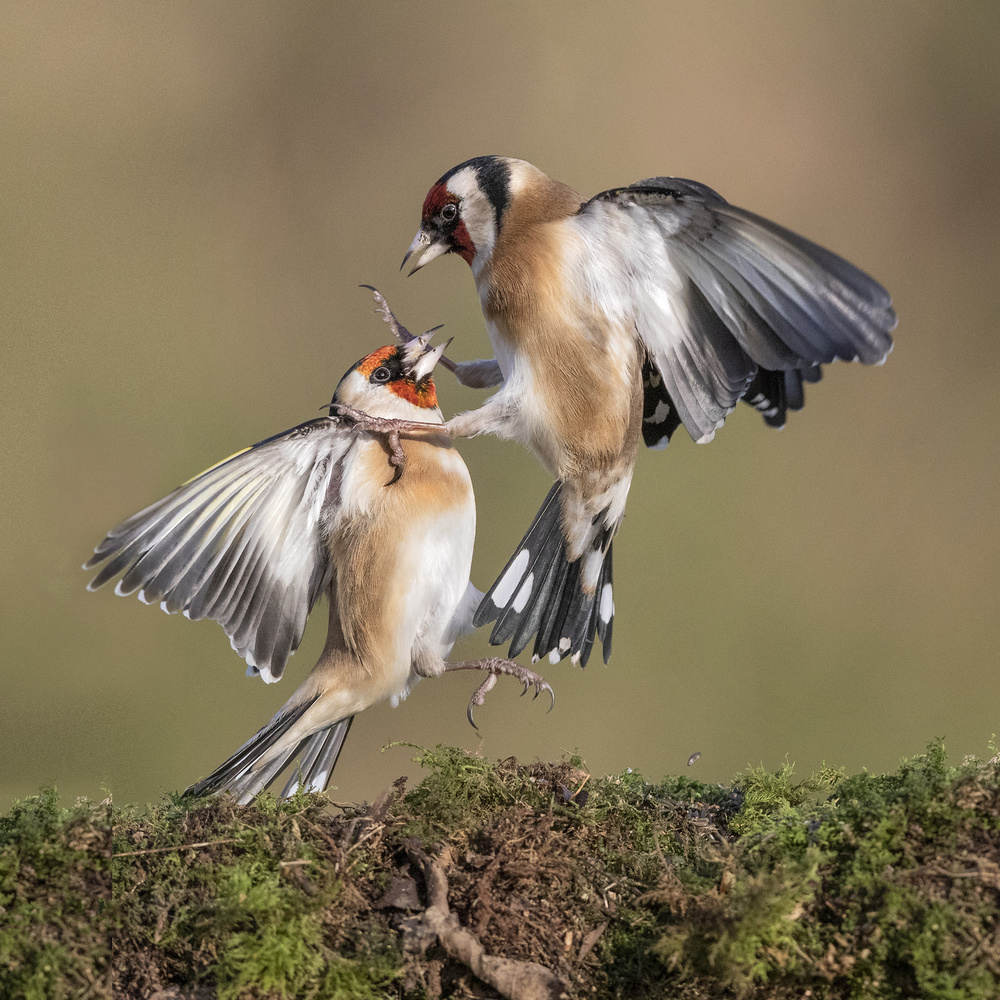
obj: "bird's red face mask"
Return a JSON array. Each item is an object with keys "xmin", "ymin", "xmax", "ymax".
[
  {"xmin": 356, "ymin": 344, "xmax": 443, "ymax": 409},
  {"xmin": 403, "ymin": 183, "xmax": 475, "ymax": 273}
]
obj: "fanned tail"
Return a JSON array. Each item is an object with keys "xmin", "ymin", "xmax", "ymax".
[
  {"xmin": 185, "ymin": 696, "xmax": 353, "ymax": 805},
  {"xmin": 474, "ymin": 482, "xmax": 613, "ymax": 667}
]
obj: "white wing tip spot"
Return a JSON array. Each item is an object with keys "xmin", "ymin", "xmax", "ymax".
[{"xmin": 643, "ymin": 400, "xmax": 671, "ymax": 425}]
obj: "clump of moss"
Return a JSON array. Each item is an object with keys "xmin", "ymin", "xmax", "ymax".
[
  {"xmin": 0, "ymin": 787, "xmax": 111, "ymax": 999},
  {"xmin": 647, "ymin": 740, "xmax": 1000, "ymax": 998},
  {"xmin": 112, "ymin": 790, "xmax": 401, "ymax": 998},
  {"xmin": 397, "ymin": 742, "xmax": 552, "ymax": 838}
]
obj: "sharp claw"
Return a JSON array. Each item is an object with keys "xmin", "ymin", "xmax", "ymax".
[
  {"xmin": 384, "ymin": 430, "xmax": 406, "ymax": 486},
  {"xmin": 449, "ymin": 658, "xmax": 553, "ymax": 727}
]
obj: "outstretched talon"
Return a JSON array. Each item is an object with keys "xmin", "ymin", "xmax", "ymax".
[
  {"xmin": 444, "ymin": 656, "xmax": 555, "ymax": 730},
  {"xmin": 362, "ymin": 284, "xmax": 457, "ymax": 373},
  {"xmin": 362, "ymin": 285, "xmax": 504, "ymax": 391},
  {"xmin": 329, "ymin": 402, "xmax": 439, "ymax": 484}
]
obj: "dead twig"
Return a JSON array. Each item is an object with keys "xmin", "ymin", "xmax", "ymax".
[
  {"xmin": 405, "ymin": 841, "xmax": 566, "ymax": 1000},
  {"xmin": 112, "ymin": 838, "xmax": 239, "ymax": 858},
  {"xmin": 577, "ymin": 921, "xmax": 608, "ymax": 962}
]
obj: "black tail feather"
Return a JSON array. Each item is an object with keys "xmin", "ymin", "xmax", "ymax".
[
  {"xmin": 503, "ymin": 517, "xmax": 568, "ymax": 657},
  {"xmin": 476, "ymin": 481, "xmax": 613, "ymax": 666},
  {"xmin": 594, "ymin": 547, "xmax": 613, "ymax": 659},
  {"xmin": 742, "ymin": 365, "xmax": 823, "ymax": 429},
  {"xmin": 529, "ymin": 551, "xmax": 574, "ymax": 662},
  {"xmin": 185, "ymin": 695, "xmax": 353, "ymax": 804},
  {"xmin": 280, "ymin": 717, "xmax": 354, "ymax": 798},
  {"xmin": 641, "ymin": 354, "xmax": 684, "ymax": 449}
]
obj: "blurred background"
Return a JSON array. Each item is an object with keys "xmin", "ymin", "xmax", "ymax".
[{"xmin": 3, "ymin": 2, "xmax": 998, "ymax": 809}]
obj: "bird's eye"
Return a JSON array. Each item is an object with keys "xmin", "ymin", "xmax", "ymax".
[
  {"xmin": 370, "ymin": 366, "xmax": 391, "ymax": 383},
  {"xmin": 441, "ymin": 203, "xmax": 458, "ymax": 223}
]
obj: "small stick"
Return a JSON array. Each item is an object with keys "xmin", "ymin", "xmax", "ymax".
[{"xmin": 113, "ymin": 837, "xmax": 240, "ymax": 858}]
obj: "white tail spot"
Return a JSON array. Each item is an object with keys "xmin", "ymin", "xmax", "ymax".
[
  {"xmin": 492, "ymin": 549, "xmax": 530, "ymax": 606},
  {"xmin": 512, "ymin": 573, "xmax": 534, "ymax": 614},
  {"xmin": 600, "ymin": 583, "xmax": 614, "ymax": 624}
]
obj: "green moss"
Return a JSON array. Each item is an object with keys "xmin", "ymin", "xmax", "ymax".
[
  {"xmin": 112, "ymin": 793, "xmax": 401, "ymax": 998},
  {"xmin": 645, "ymin": 740, "xmax": 1000, "ymax": 998},
  {"xmin": 396, "ymin": 742, "xmax": 550, "ymax": 837},
  {"xmin": 0, "ymin": 787, "xmax": 111, "ymax": 1000}
]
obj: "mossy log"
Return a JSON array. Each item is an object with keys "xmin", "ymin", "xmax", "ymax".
[{"xmin": 3, "ymin": 740, "xmax": 999, "ymax": 998}]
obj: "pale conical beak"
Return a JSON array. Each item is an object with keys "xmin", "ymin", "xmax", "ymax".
[
  {"xmin": 401, "ymin": 228, "xmax": 449, "ymax": 276},
  {"xmin": 409, "ymin": 336, "xmax": 454, "ymax": 382}
]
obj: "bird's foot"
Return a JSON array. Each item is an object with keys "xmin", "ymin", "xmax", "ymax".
[
  {"xmin": 445, "ymin": 657, "xmax": 555, "ymax": 729},
  {"xmin": 328, "ymin": 403, "xmax": 440, "ymax": 484}
]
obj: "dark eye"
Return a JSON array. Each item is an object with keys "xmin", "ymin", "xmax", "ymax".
[
  {"xmin": 370, "ymin": 366, "xmax": 391, "ymax": 383},
  {"xmin": 440, "ymin": 203, "xmax": 458, "ymax": 223}
]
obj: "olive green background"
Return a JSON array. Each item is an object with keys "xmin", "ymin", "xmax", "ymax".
[{"xmin": 3, "ymin": 3, "xmax": 998, "ymax": 808}]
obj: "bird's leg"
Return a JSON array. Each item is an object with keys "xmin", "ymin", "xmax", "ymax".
[
  {"xmin": 441, "ymin": 393, "xmax": 520, "ymax": 442},
  {"xmin": 363, "ymin": 285, "xmax": 504, "ymax": 389},
  {"xmin": 328, "ymin": 404, "xmax": 442, "ymax": 484},
  {"xmin": 332, "ymin": 389, "xmax": 518, "ymax": 483},
  {"xmin": 443, "ymin": 656, "xmax": 555, "ymax": 730}
]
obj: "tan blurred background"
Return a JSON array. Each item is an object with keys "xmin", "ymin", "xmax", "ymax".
[{"xmin": 2, "ymin": 2, "xmax": 998, "ymax": 808}]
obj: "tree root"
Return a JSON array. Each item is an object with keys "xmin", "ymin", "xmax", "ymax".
[{"xmin": 403, "ymin": 841, "xmax": 566, "ymax": 1000}]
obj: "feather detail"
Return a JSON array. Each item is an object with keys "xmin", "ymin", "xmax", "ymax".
[
  {"xmin": 474, "ymin": 482, "xmax": 613, "ymax": 666},
  {"xmin": 86, "ymin": 418, "xmax": 347, "ymax": 683},
  {"xmin": 575, "ymin": 176, "xmax": 895, "ymax": 444}
]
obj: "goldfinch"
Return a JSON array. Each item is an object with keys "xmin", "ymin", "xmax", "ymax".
[
  {"xmin": 86, "ymin": 309, "xmax": 552, "ymax": 803},
  {"xmin": 401, "ymin": 156, "xmax": 897, "ymax": 667}
]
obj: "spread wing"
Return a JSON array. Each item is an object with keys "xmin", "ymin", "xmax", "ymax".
[
  {"xmin": 85, "ymin": 417, "xmax": 352, "ymax": 683},
  {"xmin": 574, "ymin": 178, "xmax": 896, "ymax": 443}
]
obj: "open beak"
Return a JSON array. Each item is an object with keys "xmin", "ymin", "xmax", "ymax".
[
  {"xmin": 401, "ymin": 228, "xmax": 449, "ymax": 276},
  {"xmin": 403, "ymin": 334, "xmax": 454, "ymax": 381}
]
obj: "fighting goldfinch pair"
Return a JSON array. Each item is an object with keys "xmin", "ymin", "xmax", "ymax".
[{"xmin": 88, "ymin": 157, "xmax": 895, "ymax": 800}]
